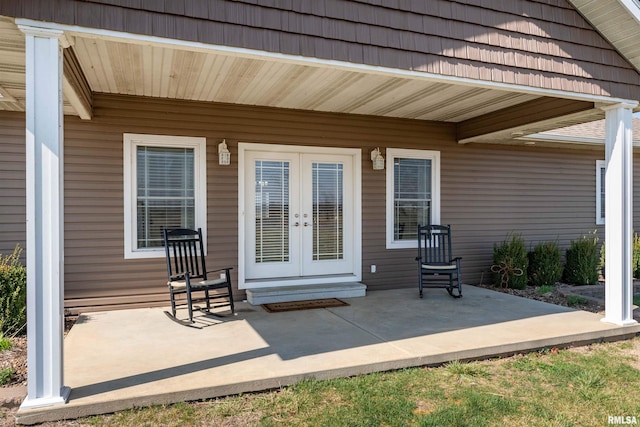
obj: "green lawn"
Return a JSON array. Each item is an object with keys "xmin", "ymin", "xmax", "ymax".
[{"xmin": 64, "ymin": 338, "xmax": 640, "ymax": 427}]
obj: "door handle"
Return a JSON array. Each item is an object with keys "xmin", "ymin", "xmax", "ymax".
[
  {"xmin": 304, "ymin": 222, "xmax": 310, "ymax": 227},
  {"xmin": 293, "ymin": 222, "xmax": 300, "ymax": 227}
]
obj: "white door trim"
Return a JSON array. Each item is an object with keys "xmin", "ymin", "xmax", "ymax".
[{"xmin": 238, "ymin": 143, "xmax": 362, "ymax": 290}]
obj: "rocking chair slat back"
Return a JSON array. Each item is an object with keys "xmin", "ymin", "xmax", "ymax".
[{"xmin": 165, "ymin": 229, "xmax": 207, "ymax": 282}]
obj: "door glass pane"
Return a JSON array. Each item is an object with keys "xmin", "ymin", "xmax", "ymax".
[
  {"xmin": 255, "ymin": 161, "xmax": 289, "ymax": 263},
  {"xmin": 136, "ymin": 146, "xmax": 195, "ymax": 248},
  {"xmin": 394, "ymin": 158, "xmax": 431, "ymax": 241},
  {"xmin": 312, "ymin": 163, "xmax": 343, "ymax": 261}
]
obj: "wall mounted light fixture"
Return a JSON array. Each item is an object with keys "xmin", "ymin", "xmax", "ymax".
[
  {"xmin": 218, "ymin": 140, "xmax": 231, "ymax": 165},
  {"xmin": 371, "ymin": 147, "xmax": 385, "ymax": 170}
]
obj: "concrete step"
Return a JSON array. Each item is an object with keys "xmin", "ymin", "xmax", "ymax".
[{"xmin": 246, "ymin": 282, "xmax": 366, "ymax": 305}]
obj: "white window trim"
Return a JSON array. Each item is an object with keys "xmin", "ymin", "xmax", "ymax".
[
  {"xmin": 123, "ymin": 133, "xmax": 207, "ymax": 259},
  {"xmin": 386, "ymin": 148, "xmax": 441, "ymax": 249},
  {"xmin": 596, "ymin": 159, "xmax": 605, "ymax": 225}
]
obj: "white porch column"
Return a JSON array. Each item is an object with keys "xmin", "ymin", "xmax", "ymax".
[
  {"xmin": 602, "ymin": 103, "xmax": 637, "ymax": 326},
  {"xmin": 18, "ymin": 25, "xmax": 70, "ymax": 409}
]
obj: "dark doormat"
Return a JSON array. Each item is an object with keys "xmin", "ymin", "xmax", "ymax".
[{"xmin": 262, "ymin": 298, "xmax": 349, "ymax": 313}]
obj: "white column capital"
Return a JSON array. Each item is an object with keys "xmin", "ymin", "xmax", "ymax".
[
  {"xmin": 17, "ymin": 24, "xmax": 64, "ymax": 38},
  {"xmin": 18, "ymin": 25, "xmax": 72, "ymax": 48}
]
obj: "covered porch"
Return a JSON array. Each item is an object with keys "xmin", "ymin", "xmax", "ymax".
[
  {"xmin": 2, "ymin": 0, "xmax": 640, "ymax": 412},
  {"xmin": 15, "ymin": 285, "xmax": 640, "ymax": 424}
]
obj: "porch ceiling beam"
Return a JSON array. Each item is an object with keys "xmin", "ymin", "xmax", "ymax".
[
  {"xmin": 62, "ymin": 47, "xmax": 92, "ymax": 120},
  {"xmin": 456, "ymin": 98, "xmax": 594, "ymax": 143}
]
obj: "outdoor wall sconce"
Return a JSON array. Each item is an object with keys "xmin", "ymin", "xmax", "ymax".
[
  {"xmin": 218, "ymin": 140, "xmax": 231, "ymax": 166},
  {"xmin": 371, "ymin": 147, "xmax": 385, "ymax": 170}
]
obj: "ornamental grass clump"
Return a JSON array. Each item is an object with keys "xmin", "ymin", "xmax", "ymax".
[
  {"xmin": 528, "ymin": 241, "xmax": 563, "ymax": 287},
  {"xmin": 492, "ymin": 234, "xmax": 528, "ymax": 289},
  {"xmin": 0, "ymin": 245, "xmax": 26, "ymax": 336},
  {"xmin": 564, "ymin": 232, "xmax": 599, "ymax": 285}
]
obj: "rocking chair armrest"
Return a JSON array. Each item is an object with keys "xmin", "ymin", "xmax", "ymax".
[
  {"xmin": 169, "ymin": 273, "xmax": 187, "ymax": 282},
  {"xmin": 451, "ymin": 257, "xmax": 462, "ymax": 265},
  {"xmin": 206, "ymin": 267, "xmax": 233, "ymax": 275}
]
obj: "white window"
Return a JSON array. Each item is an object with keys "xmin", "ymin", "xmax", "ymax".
[
  {"xmin": 596, "ymin": 160, "xmax": 605, "ymax": 225},
  {"xmin": 123, "ymin": 134, "xmax": 207, "ymax": 259},
  {"xmin": 386, "ymin": 148, "xmax": 440, "ymax": 249}
]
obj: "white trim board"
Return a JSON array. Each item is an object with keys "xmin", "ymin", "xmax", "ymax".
[{"xmin": 123, "ymin": 133, "xmax": 207, "ymax": 259}]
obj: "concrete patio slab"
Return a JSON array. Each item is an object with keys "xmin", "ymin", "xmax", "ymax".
[{"xmin": 16, "ymin": 285, "xmax": 640, "ymax": 424}]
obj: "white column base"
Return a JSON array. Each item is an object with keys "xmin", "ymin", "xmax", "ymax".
[
  {"xmin": 20, "ymin": 387, "xmax": 70, "ymax": 410},
  {"xmin": 601, "ymin": 317, "xmax": 637, "ymax": 326}
]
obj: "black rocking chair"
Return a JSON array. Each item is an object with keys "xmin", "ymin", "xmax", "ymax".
[
  {"xmin": 416, "ymin": 224, "xmax": 462, "ymax": 299},
  {"xmin": 163, "ymin": 228, "xmax": 235, "ymax": 323}
]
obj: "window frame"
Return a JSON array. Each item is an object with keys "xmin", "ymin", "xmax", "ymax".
[
  {"xmin": 123, "ymin": 133, "xmax": 207, "ymax": 259},
  {"xmin": 386, "ymin": 148, "xmax": 441, "ymax": 249},
  {"xmin": 596, "ymin": 159, "xmax": 605, "ymax": 226}
]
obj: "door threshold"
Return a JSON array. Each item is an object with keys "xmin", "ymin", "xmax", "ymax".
[
  {"xmin": 246, "ymin": 282, "xmax": 366, "ymax": 305},
  {"xmin": 242, "ymin": 274, "xmax": 359, "ymax": 289}
]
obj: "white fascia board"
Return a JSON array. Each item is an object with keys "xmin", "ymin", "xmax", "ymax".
[
  {"xmin": 618, "ymin": 0, "xmax": 640, "ymax": 25},
  {"xmin": 13, "ymin": 18, "xmax": 639, "ymax": 107}
]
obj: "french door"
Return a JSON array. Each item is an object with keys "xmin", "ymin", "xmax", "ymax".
[{"xmin": 245, "ymin": 150, "xmax": 354, "ymax": 280}]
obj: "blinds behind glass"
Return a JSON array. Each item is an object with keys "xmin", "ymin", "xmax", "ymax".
[
  {"xmin": 255, "ymin": 160, "xmax": 290, "ymax": 263},
  {"xmin": 312, "ymin": 163, "xmax": 344, "ymax": 261},
  {"xmin": 393, "ymin": 157, "xmax": 431, "ymax": 241},
  {"xmin": 136, "ymin": 146, "xmax": 195, "ymax": 248}
]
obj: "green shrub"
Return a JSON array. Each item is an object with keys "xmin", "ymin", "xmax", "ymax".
[
  {"xmin": 0, "ymin": 246, "xmax": 26, "ymax": 336},
  {"xmin": 599, "ymin": 234, "xmax": 640, "ymax": 279},
  {"xmin": 599, "ymin": 243, "xmax": 605, "ymax": 278},
  {"xmin": 0, "ymin": 368, "xmax": 14, "ymax": 386},
  {"xmin": 528, "ymin": 242, "xmax": 563, "ymax": 287},
  {"xmin": 564, "ymin": 233, "xmax": 599, "ymax": 285},
  {"xmin": 492, "ymin": 234, "xmax": 528, "ymax": 289},
  {"xmin": 537, "ymin": 285, "xmax": 555, "ymax": 295},
  {"xmin": 634, "ymin": 234, "xmax": 640, "ymax": 279},
  {"xmin": 0, "ymin": 334, "xmax": 12, "ymax": 351},
  {"xmin": 567, "ymin": 295, "xmax": 588, "ymax": 307}
]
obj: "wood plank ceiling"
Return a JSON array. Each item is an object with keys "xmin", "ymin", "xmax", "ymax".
[{"xmin": 69, "ymin": 35, "xmax": 541, "ymax": 123}]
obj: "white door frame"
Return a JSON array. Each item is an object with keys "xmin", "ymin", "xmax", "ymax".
[{"xmin": 238, "ymin": 143, "xmax": 362, "ymax": 290}]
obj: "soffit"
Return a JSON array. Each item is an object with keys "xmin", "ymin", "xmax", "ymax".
[
  {"xmin": 69, "ymin": 35, "xmax": 543, "ymax": 123},
  {"xmin": 569, "ymin": 0, "xmax": 640, "ymax": 73}
]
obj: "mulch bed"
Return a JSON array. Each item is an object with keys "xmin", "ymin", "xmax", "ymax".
[{"xmin": 477, "ymin": 283, "xmax": 605, "ymax": 314}]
